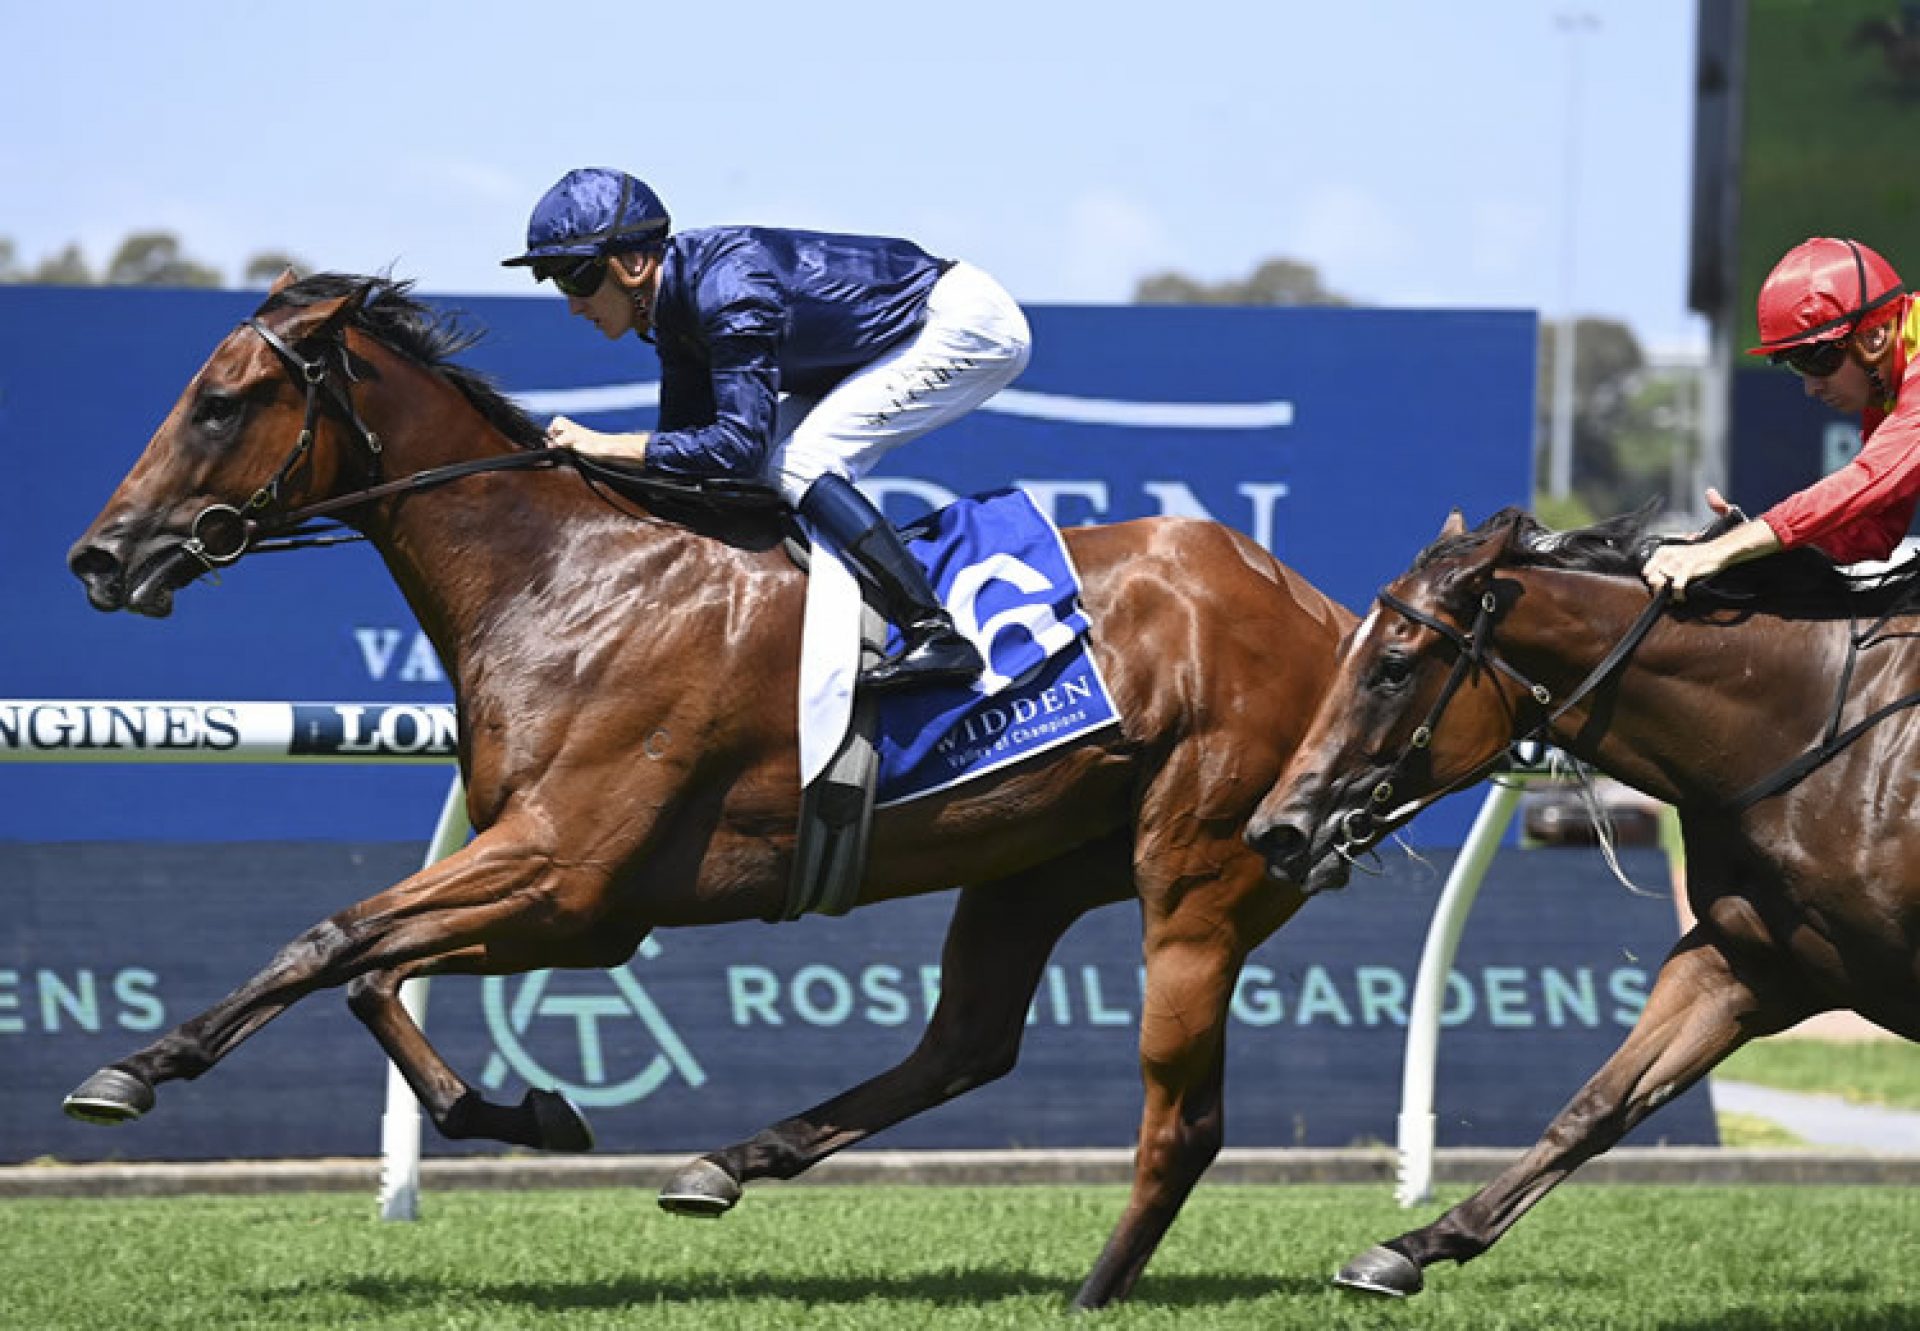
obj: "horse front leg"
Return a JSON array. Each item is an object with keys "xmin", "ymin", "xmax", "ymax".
[
  {"xmin": 1071, "ymin": 851, "xmax": 1303, "ymax": 1311},
  {"xmin": 1338, "ymin": 928, "xmax": 1803, "ymax": 1298},
  {"xmin": 61, "ymin": 822, "xmax": 605, "ymax": 1127},
  {"xmin": 658, "ymin": 835, "xmax": 1130, "ymax": 1216}
]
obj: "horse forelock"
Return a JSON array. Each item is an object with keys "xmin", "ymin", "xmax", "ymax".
[{"xmin": 253, "ymin": 273, "xmax": 547, "ymax": 451}]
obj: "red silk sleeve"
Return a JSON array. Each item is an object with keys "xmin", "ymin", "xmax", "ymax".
[{"xmin": 1760, "ymin": 401, "xmax": 1920, "ymax": 564}]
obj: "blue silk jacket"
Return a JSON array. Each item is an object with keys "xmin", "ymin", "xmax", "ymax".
[{"xmin": 644, "ymin": 226, "xmax": 952, "ymax": 478}]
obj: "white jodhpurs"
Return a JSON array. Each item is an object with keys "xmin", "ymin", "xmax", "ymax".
[{"xmin": 765, "ymin": 262, "xmax": 1031, "ymax": 504}]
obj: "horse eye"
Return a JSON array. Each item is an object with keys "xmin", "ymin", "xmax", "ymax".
[
  {"xmin": 194, "ymin": 393, "xmax": 244, "ymax": 436},
  {"xmin": 1377, "ymin": 653, "xmax": 1414, "ymax": 689}
]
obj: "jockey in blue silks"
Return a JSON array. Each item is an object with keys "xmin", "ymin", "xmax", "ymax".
[{"xmin": 504, "ymin": 167, "xmax": 1032, "ymax": 692}]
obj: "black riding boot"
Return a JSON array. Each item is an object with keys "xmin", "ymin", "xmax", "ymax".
[{"xmin": 797, "ymin": 474, "xmax": 984, "ymax": 692}]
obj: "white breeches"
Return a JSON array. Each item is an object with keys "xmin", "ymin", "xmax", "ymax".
[{"xmin": 765, "ymin": 261, "xmax": 1032, "ymax": 504}]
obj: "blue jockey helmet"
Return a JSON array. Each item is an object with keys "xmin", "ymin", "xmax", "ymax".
[{"xmin": 501, "ymin": 168, "xmax": 671, "ymax": 268}]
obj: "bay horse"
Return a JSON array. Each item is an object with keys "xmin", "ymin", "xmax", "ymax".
[
  {"xmin": 1247, "ymin": 505, "xmax": 1920, "ymax": 1298},
  {"xmin": 64, "ymin": 272, "xmax": 1352, "ymax": 1310}
]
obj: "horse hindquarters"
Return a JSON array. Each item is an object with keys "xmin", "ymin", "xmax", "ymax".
[{"xmin": 1341, "ymin": 927, "xmax": 1804, "ymax": 1297}]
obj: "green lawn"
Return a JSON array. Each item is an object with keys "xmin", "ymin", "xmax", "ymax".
[
  {"xmin": 5, "ymin": 1184, "xmax": 1919, "ymax": 1330},
  {"xmin": 1714, "ymin": 1110, "xmax": 1808, "ymax": 1148},
  {"xmin": 1716, "ymin": 1037, "xmax": 1920, "ymax": 1110}
]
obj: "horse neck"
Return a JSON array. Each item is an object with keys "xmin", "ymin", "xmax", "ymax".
[
  {"xmin": 1499, "ymin": 567, "xmax": 1838, "ymax": 807},
  {"xmin": 339, "ymin": 354, "xmax": 727, "ymax": 689}
]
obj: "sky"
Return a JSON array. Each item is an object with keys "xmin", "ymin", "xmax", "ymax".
[{"xmin": 0, "ymin": 1, "xmax": 1703, "ymax": 354}]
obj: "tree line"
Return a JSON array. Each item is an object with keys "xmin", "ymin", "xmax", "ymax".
[
  {"xmin": 1132, "ymin": 258, "xmax": 1688, "ymax": 525},
  {"xmin": 0, "ymin": 232, "xmax": 1679, "ymax": 523},
  {"xmin": 0, "ymin": 231, "xmax": 303, "ymax": 289}
]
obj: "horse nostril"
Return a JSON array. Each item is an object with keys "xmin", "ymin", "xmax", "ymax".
[
  {"xmin": 68, "ymin": 542, "xmax": 127, "ymax": 608},
  {"xmin": 1248, "ymin": 816, "xmax": 1307, "ymax": 867},
  {"xmin": 70, "ymin": 543, "xmax": 121, "ymax": 582}
]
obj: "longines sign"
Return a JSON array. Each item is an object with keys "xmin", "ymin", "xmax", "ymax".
[{"xmin": 0, "ymin": 702, "xmax": 458, "ymax": 761}]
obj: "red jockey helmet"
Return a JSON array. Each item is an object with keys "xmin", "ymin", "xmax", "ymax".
[{"xmin": 1750, "ymin": 237, "xmax": 1906, "ymax": 356}]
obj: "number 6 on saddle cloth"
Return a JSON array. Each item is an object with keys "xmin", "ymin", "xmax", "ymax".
[{"xmin": 785, "ymin": 488, "xmax": 1120, "ymax": 919}]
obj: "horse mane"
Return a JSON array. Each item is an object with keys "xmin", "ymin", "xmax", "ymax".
[
  {"xmin": 1414, "ymin": 505, "xmax": 1920, "ymax": 619},
  {"xmin": 254, "ymin": 274, "xmax": 547, "ymax": 451}
]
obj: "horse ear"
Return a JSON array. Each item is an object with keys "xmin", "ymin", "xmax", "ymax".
[
  {"xmin": 1437, "ymin": 509, "xmax": 1468, "ymax": 540},
  {"xmin": 268, "ymin": 267, "xmax": 300, "ymax": 296},
  {"xmin": 274, "ymin": 282, "xmax": 373, "ymax": 346}
]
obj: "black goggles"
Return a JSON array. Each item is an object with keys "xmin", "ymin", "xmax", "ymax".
[
  {"xmin": 536, "ymin": 256, "xmax": 609, "ymax": 299},
  {"xmin": 1770, "ymin": 336, "xmax": 1851, "ymax": 379}
]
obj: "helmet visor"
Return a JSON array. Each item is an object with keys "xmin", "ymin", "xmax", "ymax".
[
  {"xmin": 535, "ymin": 256, "xmax": 609, "ymax": 299},
  {"xmin": 1769, "ymin": 337, "xmax": 1850, "ymax": 379}
]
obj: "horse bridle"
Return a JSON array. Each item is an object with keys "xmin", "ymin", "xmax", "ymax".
[
  {"xmin": 180, "ymin": 317, "xmax": 561, "ymax": 570},
  {"xmin": 1332, "ymin": 581, "xmax": 1670, "ymax": 855}
]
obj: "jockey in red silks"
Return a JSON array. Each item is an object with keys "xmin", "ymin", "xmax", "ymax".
[{"xmin": 1643, "ymin": 236, "xmax": 1920, "ymax": 598}]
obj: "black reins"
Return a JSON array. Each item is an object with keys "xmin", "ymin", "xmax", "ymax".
[
  {"xmin": 1374, "ymin": 567, "xmax": 1920, "ymax": 825},
  {"xmin": 1725, "ymin": 595, "xmax": 1920, "ymax": 811},
  {"xmin": 181, "ymin": 319, "xmax": 579, "ymax": 569},
  {"xmin": 1335, "ymin": 584, "xmax": 1670, "ymax": 853},
  {"xmin": 179, "ymin": 314, "xmax": 784, "ymax": 572}
]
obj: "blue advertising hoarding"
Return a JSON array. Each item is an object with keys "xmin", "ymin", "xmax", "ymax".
[
  {"xmin": 1, "ymin": 288, "xmax": 1532, "ymax": 842},
  {"xmin": 0, "ymin": 843, "xmax": 1710, "ymax": 1161},
  {"xmin": 1, "ymin": 288, "xmax": 1594, "ymax": 1159},
  {"xmin": 1728, "ymin": 366, "xmax": 1865, "ymax": 517}
]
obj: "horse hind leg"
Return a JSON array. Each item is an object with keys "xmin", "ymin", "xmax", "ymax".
[
  {"xmin": 1339, "ymin": 928, "xmax": 1802, "ymax": 1298},
  {"xmin": 659, "ymin": 835, "xmax": 1130, "ymax": 1217}
]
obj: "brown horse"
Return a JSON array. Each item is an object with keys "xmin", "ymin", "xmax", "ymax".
[
  {"xmin": 1247, "ymin": 506, "xmax": 1920, "ymax": 1298},
  {"xmin": 64, "ymin": 272, "xmax": 1351, "ymax": 1310}
]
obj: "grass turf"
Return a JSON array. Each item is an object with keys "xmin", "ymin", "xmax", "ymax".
[
  {"xmin": 1716, "ymin": 1037, "xmax": 1920, "ymax": 1110},
  {"xmin": 4, "ymin": 1184, "xmax": 1919, "ymax": 1330}
]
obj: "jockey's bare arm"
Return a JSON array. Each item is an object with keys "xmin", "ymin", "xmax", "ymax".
[
  {"xmin": 1641, "ymin": 494, "xmax": 1783, "ymax": 602},
  {"xmin": 546, "ymin": 416, "xmax": 651, "ymax": 462}
]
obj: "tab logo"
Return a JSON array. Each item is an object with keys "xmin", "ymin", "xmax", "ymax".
[{"xmin": 479, "ymin": 938, "xmax": 706, "ymax": 1108}]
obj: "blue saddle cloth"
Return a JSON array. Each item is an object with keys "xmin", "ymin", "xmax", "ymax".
[{"xmin": 874, "ymin": 489, "xmax": 1120, "ymax": 806}]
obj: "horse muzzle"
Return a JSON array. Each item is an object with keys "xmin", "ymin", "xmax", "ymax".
[
  {"xmin": 1247, "ymin": 797, "xmax": 1363, "ymax": 895},
  {"xmin": 68, "ymin": 530, "xmax": 203, "ymax": 618}
]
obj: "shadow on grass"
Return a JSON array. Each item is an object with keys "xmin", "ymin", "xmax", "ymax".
[
  {"xmin": 1654, "ymin": 1311, "xmax": 1920, "ymax": 1331},
  {"xmin": 1454, "ymin": 1268, "xmax": 1920, "ymax": 1331},
  {"xmin": 256, "ymin": 1268, "xmax": 1321, "ymax": 1313}
]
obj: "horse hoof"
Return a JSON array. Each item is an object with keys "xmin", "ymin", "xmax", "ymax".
[
  {"xmin": 657, "ymin": 1157, "xmax": 741, "ymax": 1217},
  {"xmin": 525, "ymin": 1088, "xmax": 595, "ymax": 1153},
  {"xmin": 63, "ymin": 1068, "xmax": 155, "ymax": 1125},
  {"xmin": 1334, "ymin": 1244, "xmax": 1424, "ymax": 1297}
]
